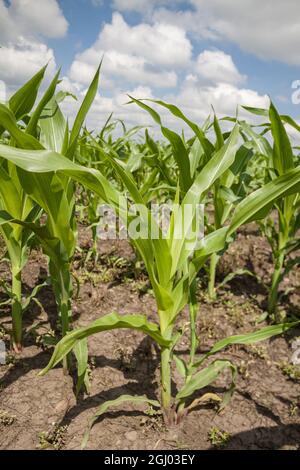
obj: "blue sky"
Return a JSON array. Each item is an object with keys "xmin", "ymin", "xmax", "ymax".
[{"xmin": 1, "ymin": 0, "xmax": 300, "ymax": 130}]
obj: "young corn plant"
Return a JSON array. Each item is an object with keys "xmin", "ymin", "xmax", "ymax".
[
  {"xmin": 75, "ymin": 120, "xmax": 148, "ymax": 264},
  {"xmin": 0, "ymin": 65, "xmax": 58, "ymax": 350},
  {"xmin": 0, "ymin": 66, "xmax": 100, "ymax": 379},
  {"xmin": 243, "ymin": 104, "xmax": 300, "ymax": 317},
  {"xmin": 207, "ymin": 113, "xmax": 255, "ymax": 299},
  {"xmin": 1, "ymin": 76, "xmax": 300, "ymax": 444},
  {"xmin": 127, "ymin": 99, "xmax": 263, "ymax": 300},
  {"xmin": 0, "ymin": 164, "xmax": 40, "ymax": 351}
]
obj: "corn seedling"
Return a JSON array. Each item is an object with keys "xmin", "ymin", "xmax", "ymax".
[
  {"xmin": 0, "ymin": 66, "xmax": 53, "ymax": 350},
  {"xmin": 0, "ymin": 64, "xmax": 100, "ymax": 380},
  {"xmin": 243, "ymin": 105, "xmax": 300, "ymax": 317}
]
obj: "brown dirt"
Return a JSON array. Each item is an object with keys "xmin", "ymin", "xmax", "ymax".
[{"xmin": 0, "ymin": 223, "xmax": 299, "ymax": 450}]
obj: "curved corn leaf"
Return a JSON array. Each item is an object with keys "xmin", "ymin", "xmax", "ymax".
[
  {"xmin": 191, "ymin": 228, "xmax": 228, "ymax": 277},
  {"xmin": 26, "ymin": 69, "xmax": 61, "ymax": 137},
  {"xmin": 40, "ymin": 312, "xmax": 171, "ymax": 375},
  {"xmin": 243, "ymin": 105, "xmax": 300, "ymax": 133},
  {"xmin": 145, "ymin": 98, "xmax": 214, "ymax": 158},
  {"xmin": 176, "ymin": 359, "xmax": 236, "ymax": 401},
  {"xmin": 81, "ymin": 395, "xmax": 160, "ymax": 449},
  {"xmin": 128, "ymin": 97, "xmax": 192, "ymax": 192},
  {"xmin": 0, "ymin": 211, "xmax": 69, "ymax": 270},
  {"xmin": 217, "ymin": 268, "xmax": 256, "ymax": 290},
  {"xmin": 182, "ymin": 125, "xmax": 240, "ymax": 207},
  {"xmin": 9, "ymin": 65, "xmax": 47, "ymax": 121},
  {"xmin": 0, "ymin": 104, "xmax": 43, "ymax": 150},
  {"xmin": 228, "ymin": 167, "xmax": 300, "ymax": 235},
  {"xmin": 193, "ymin": 321, "xmax": 299, "ymax": 369}
]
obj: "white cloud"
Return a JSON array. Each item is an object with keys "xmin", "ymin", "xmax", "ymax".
[
  {"xmin": 196, "ymin": 50, "xmax": 246, "ymax": 85},
  {"xmin": 0, "ymin": 38, "xmax": 56, "ymax": 87},
  {"xmin": 0, "ymin": 0, "xmax": 270, "ymax": 137},
  {"xmin": 70, "ymin": 50, "xmax": 177, "ymax": 89},
  {"xmin": 69, "ymin": 12, "xmax": 190, "ymax": 89},
  {"xmin": 99, "ymin": 13, "xmax": 191, "ymax": 68},
  {"xmin": 0, "ymin": 0, "xmax": 68, "ymax": 42},
  {"xmin": 154, "ymin": 0, "xmax": 300, "ymax": 65},
  {"xmin": 0, "ymin": 0, "xmax": 67, "ymax": 90},
  {"xmin": 59, "ymin": 10, "xmax": 268, "ymax": 135}
]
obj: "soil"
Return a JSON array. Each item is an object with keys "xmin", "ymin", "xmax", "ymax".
[{"xmin": 0, "ymin": 223, "xmax": 299, "ymax": 451}]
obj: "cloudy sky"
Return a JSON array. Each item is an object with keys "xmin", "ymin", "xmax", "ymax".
[{"xmin": 1, "ymin": 0, "xmax": 300, "ymax": 132}]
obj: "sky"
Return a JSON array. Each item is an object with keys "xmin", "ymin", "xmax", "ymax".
[{"xmin": 1, "ymin": 0, "xmax": 300, "ymax": 133}]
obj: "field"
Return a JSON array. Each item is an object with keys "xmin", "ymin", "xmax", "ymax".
[
  {"xmin": 0, "ymin": 224, "xmax": 299, "ymax": 450},
  {"xmin": 0, "ymin": 67, "xmax": 299, "ymax": 451}
]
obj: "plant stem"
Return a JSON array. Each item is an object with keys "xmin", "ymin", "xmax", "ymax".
[
  {"xmin": 268, "ymin": 251, "xmax": 285, "ymax": 316},
  {"xmin": 159, "ymin": 318, "xmax": 172, "ymax": 417},
  {"xmin": 11, "ymin": 267, "xmax": 22, "ymax": 352},
  {"xmin": 188, "ymin": 281, "xmax": 199, "ymax": 368},
  {"xmin": 208, "ymin": 253, "xmax": 219, "ymax": 300},
  {"xmin": 57, "ymin": 268, "xmax": 72, "ymax": 373},
  {"xmin": 178, "ymin": 283, "xmax": 199, "ymax": 416},
  {"xmin": 161, "ymin": 346, "xmax": 172, "ymax": 410}
]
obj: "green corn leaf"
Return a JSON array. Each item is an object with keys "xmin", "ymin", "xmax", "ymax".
[
  {"xmin": 170, "ymin": 126, "xmax": 239, "ymax": 277},
  {"xmin": 74, "ymin": 338, "xmax": 90, "ymax": 396},
  {"xmin": 22, "ymin": 280, "xmax": 49, "ymax": 311},
  {"xmin": 193, "ymin": 321, "xmax": 299, "ymax": 369},
  {"xmin": 213, "ymin": 112, "xmax": 224, "ymax": 151},
  {"xmin": 239, "ymin": 121, "xmax": 272, "ymax": 158},
  {"xmin": 128, "ymin": 96, "xmax": 192, "ymax": 192},
  {"xmin": 242, "ymin": 105, "xmax": 268, "ymax": 117},
  {"xmin": 9, "ymin": 65, "xmax": 47, "ymax": 121},
  {"xmin": 0, "ymin": 211, "xmax": 69, "ymax": 271},
  {"xmin": 39, "ymin": 96, "xmax": 67, "ymax": 153},
  {"xmin": 217, "ymin": 269, "xmax": 256, "ymax": 290},
  {"xmin": 191, "ymin": 228, "xmax": 228, "ymax": 277},
  {"xmin": 182, "ymin": 125, "xmax": 240, "ymax": 207},
  {"xmin": 228, "ymin": 167, "xmax": 300, "ymax": 235},
  {"xmin": 0, "ymin": 104, "xmax": 43, "ymax": 150},
  {"xmin": 176, "ymin": 359, "xmax": 236, "ymax": 401},
  {"xmin": 269, "ymin": 101, "xmax": 294, "ymax": 175},
  {"xmin": 146, "ymin": 99, "xmax": 214, "ymax": 158},
  {"xmin": 67, "ymin": 64, "xmax": 101, "ymax": 158},
  {"xmin": 26, "ymin": 69, "xmax": 61, "ymax": 137},
  {"xmin": 189, "ymin": 138, "xmax": 205, "ymax": 178},
  {"xmin": 39, "ymin": 312, "xmax": 171, "ymax": 375},
  {"xmin": 81, "ymin": 395, "xmax": 160, "ymax": 449},
  {"xmin": 174, "ymin": 355, "xmax": 188, "ymax": 379},
  {"xmin": 161, "ymin": 126, "xmax": 192, "ymax": 192},
  {"xmin": 243, "ymin": 105, "xmax": 300, "ymax": 133}
]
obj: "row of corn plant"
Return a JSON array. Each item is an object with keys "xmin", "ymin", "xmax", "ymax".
[
  {"xmin": 241, "ymin": 106, "xmax": 300, "ymax": 318},
  {"xmin": 0, "ymin": 67, "xmax": 299, "ymax": 445},
  {"xmin": 0, "ymin": 64, "xmax": 99, "ymax": 378}
]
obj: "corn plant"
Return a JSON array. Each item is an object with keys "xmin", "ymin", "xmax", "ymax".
[
  {"xmin": 0, "ymin": 65, "xmax": 99, "ymax": 377},
  {"xmin": 242, "ymin": 104, "xmax": 300, "ymax": 317},
  {"xmin": 0, "ymin": 65, "xmax": 59, "ymax": 350},
  {"xmin": 207, "ymin": 114, "xmax": 255, "ymax": 299},
  {"xmin": 127, "ymin": 100, "xmax": 259, "ymax": 299},
  {"xmin": 1, "ymin": 71, "xmax": 300, "ymax": 445},
  {"xmin": 75, "ymin": 120, "xmax": 149, "ymax": 263}
]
